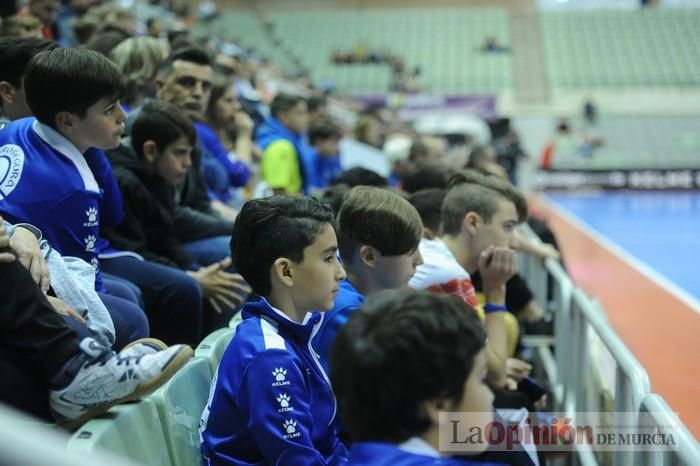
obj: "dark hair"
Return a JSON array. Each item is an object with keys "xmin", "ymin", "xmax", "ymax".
[
  {"xmin": 231, "ymin": 196, "xmax": 335, "ymax": 296},
  {"xmin": 408, "ymin": 189, "xmax": 445, "ymax": 234},
  {"xmin": 337, "ymin": 186, "xmax": 422, "ymax": 262},
  {"xmin": 307, "ymin": 95, "xmax": 326, "ymax": 113},
  {"xmin": 205, "ymin": 74, "xmax": 233, "ymax": 124},
  {"xmin": 24, "ymin": 48, "xmax": 126, "ymax": 128},
  {"xmin": 444, "ymin": 170, "xmax": 528, "ymax": 231},
  {"xmin": 466, "ymin": 145, "xmax": 493, "ymax": 170},
  {"xmin": 319, "ymin": 183, "xmax": 350, "ymax": 217},
  {"xmin": 408, "ymin": 140, "xmax": 428, "ymax": 162},
  {"xmin": 0, "ymin": 37, "xmax": 56, "ymax": 87},
  {"xmin": 85, "ymin": 30, "xmax": 129, "ymax": 57},
  {"xmin": 330, "ymin": 289, "xmax": 486, "ymax": 442},
  {"xmin": 332, "ymin": 167, "xmax": 387, "ymax": 188},
  {"xmin": 158, "ymin": 46, "xmax": 212, "ymax": 77},
  {"xmin": 308, "ymin": 118, "xmax": 341, "ymax": 145},
  {"xmin": 400, "ymin": 162, "xmax": 448, "ymax": 193},
  {"xmin": 270, "ymin": 93, "xmax": 305, "ymax": 118},
  {"xmin": 132, "ymin": 100, "xmax": 196, "ymax": 158}
]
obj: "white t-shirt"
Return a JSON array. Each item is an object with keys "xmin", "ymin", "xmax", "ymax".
[{"xmin": 409, "ymin": 238, "xmax": 478, "ymax": 308}]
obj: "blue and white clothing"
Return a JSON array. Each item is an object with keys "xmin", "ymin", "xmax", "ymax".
[
  {"xmin": 309, "ymin": 148, "xmax": 342, "ymax": 191},
  {"xmin": 313, "ymin": 279, "xmax": 365, "ymax": 372},
  {"xmin": 348, "ymin": 438, "xmax": 506, "ymax": 466},
  {"xmin": 200, "ymin": 297, "xmax": 348, "ymax": 466},
  {"xmin": 0, "ymin": 118, "xmax": 128, "ymax": 290},
  {"xmin": 195, "ymin": 122, "xmax": 250, "ymax": 202}
]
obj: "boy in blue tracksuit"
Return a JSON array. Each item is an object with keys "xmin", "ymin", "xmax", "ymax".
[
  {"xmin": 0, "ymin": 47, "xmax": 203, "ymax": 346},
  {"xmin": 312, "ymin": 186, "xmax": 424, "ymax": 371},
  {"xmin": 331, "ymin": 290, "xmax": 505, "ymax": 466},
  {"xmin": 199, "ymin": 196, "xmax": 348, "ymax": 465}
]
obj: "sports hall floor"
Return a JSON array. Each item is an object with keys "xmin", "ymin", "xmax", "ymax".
[{"xmin": 532, "ymin": 191, "xmax": 700, "ymax": 438}]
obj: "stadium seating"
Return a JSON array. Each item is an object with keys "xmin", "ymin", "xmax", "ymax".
[
  {"xmin": 541, "ymin": 10, "xmax": 700, "ymax": 88},
  {"xmin": 148, "ymin": 358, "xmax": 213, "ymax": 466},
  {"xmin": 194, "ymin": 326, "xmax": 235, "ymax": 374},
  {"xmin": 207, "ymin": 8, "xmax": 513, "ymax": 94},
  {"xmin": 67, "ymin": 399, "xmax": 170, "ymax": 466}
]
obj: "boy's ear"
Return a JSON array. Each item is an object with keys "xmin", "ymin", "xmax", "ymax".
[
  {"xmin": 54, "ymin": 111, "xmax": 76, "ymax": 133},
  {"xmin": 423, "ymin": 398, "xmax": 449, "ymax": 425},
  {"xmin": 358, "ymin": 245, "xmax": 376, "ymax": 268},
  {"xmin": 423, "ymin": 226, "xmax": 436, "ymax": 240},
  {"xmin": 142, "ymin": 140, "xmax": 159, "ymax": 163},
  {"xmin": 0, "ymin": 81, "xmax": 15, "ymax": 105},
  {"xmin": 462, "ymin": 212, "xmax": 480, "ymax": 236},
  {"xmin": 271, "ymin": 257, "xmax": 294, "ymax": 288}
]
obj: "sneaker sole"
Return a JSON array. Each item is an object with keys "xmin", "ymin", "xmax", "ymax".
[
  {"xmin": 59, "ymin": 345, "xmax": 193, "ymax": 431},
  {"xmin": 121, "ymin": 337, "xmax": 169, "ymax": 353}
]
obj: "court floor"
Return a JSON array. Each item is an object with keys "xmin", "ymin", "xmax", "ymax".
[{"xmin": 533, "ymin": 191, "xmax": 700, "ymax": 438}]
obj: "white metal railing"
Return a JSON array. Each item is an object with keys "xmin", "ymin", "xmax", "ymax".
[{"xmin": 518, "ymin": 224, "xmax": 700, "ymax": 466}]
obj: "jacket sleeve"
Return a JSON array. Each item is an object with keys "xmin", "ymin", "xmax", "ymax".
[
  {"xmin": 237, "ymin": 350, "xmax": 347, "ymax": 466},
  {"xmin": 86, "ymin": 149, "xmax": 124, "ymax": 227},
  {"xmin": 200, "ymin": 129, "xmax": 251, "ymax": 188},
  {"xmin": 173, "ymin": 206, "xmax": 234, "ymax": 243}
]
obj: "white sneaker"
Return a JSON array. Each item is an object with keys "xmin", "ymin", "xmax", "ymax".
[
  {"xmin": 120, "ymin": 337, "xmax": 168, "ymax": 357},
  {"xmin": 50, "ymin": 337, "xmax": 192, "ymax": 429}
]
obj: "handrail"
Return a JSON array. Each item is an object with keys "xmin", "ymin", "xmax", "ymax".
[{"xmin": 517, "ymin": 224, "xmax": 697, "ymax": 466}]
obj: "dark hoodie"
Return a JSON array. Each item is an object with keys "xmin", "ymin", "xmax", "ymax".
[
  {"xmin": 103, "ymin": 140, "xmax": 199, "ymax": 269},
  {"xmin": 124, "ymin": 103, "xmax": 234, "ymax": 242}
]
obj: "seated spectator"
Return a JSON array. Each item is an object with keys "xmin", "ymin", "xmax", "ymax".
[
  {"xmin": 256, "ymin": 93, "xmax": 311, "ymax": 195},
  {"xmin": 18, "ymin": 0, "xmax": 59, "ymax": 40},
  {"xmin": 109, "ymin": 36, "xmax": 169, "ymax": 113},
  {"xmin": 199, "ymin": 196, "xmax": 348, "ymax": 465},
  {"xmin": 0, "ymin": 217, "xmax": 192, "ymax": 427},
  {"xmin": 307, "ymin": 94, "xmax": 328, "ymax": 124},
  {"xmin": 0, "ymin": 15, "xmax": 43, "ymax": 38},
  {"xmin": 313, "ymin": 186, "xmax": 424, "ymax": 370},
  {"xmin": 105, "ymin": 101, "xmax": 250, "ymax": 332},
  {"xmin": 200, "ymin": 74, "xmax": 253, "ymax": 206},
  {"xmin": 332, "ymin": 167, "xmax": 388, "ymax": 188},
  {"xmin": 0, "ymin": 47, "xmax": 203, "ymax": 345},
  {"xmin": 0, "ymin": 37, "xmax": 56, "ymax": 126},
  {"xmin": 150, "ymin": 46, "xmax": 237, "ymax": 264},
  {"xmin": 353, "ymin": 113, "xmax": 383, "ymax": 149},
  {"xmin": 331, "ymin": 289, "xmax": 498, "ymax": 465},
  {"xmin": 401, "ymin": 161, "xmax": 449, "ymax": 193},
  {"xmin": 308, "ymin": 118, "xmax": 343, "ymax": 191},
  {"xmin": 409, "ymin": 171, "xmax": 528, "ymax": 388}
]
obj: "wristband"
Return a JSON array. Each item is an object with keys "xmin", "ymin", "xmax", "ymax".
[{"xmin": 483, "ymin": 303, "xmax": 508, "ymax": 314}]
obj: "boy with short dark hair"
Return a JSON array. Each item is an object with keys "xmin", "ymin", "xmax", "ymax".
[
  {"xmin": 0, "ymin": 36, "xmax": 56, "ymax": 125},
  {"xmin": 199, "ymin": 196, "xmax": 348, "ymax": 465},
  {"xmin": 256, "ymin": 93, "xmax": 311, "ymax": 195},
  {"xmin": 312, "ymin": 186, "xmax": 424, "ymax": 369},
  {"xmin": 331, "ymin": 289, "xmax": 501, "ymax": 465},
  {"xmin": 308, "ymin": 118, "xmax": 342, "ymax": 190},
  {"xmin": 0, "ymin": 47, "xmax": 203, "ymax": 346},
  {"xmin": 104, "ymin": 101, "xmax": 250, "ymax": 336}
]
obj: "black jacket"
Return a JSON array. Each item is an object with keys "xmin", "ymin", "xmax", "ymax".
[
  {"xmin": 104, "ymin": 142, "xmax": 197, "ymax": 268},
  {"xmin": 124, "ymin": 103, "xmax": 234, "ymax": 242}
]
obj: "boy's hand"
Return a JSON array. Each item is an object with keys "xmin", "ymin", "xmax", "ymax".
[
  {"xmin": 234, "ymin": 111, "xmax": 254, "ymax": 135},
  {"xmin": 534, "ymin": 243, "xmax": 561, "ymax": 263},
  {"xmin": 506, "ymin": 358, "xmax": 532, "ymax": 382},
  {"xmin": 10, "ymin": 227, "xmax": 50, "ymax": 293},
  {"xmin": 47, "ymin": 295, "xmax": 86, "ymax": 325},
  {"xmin": 189, "ymin": 258, "xmax": 252, "ymax": 314},
  {"xmin": 0, "ymin": 219, "xmax": 16, "ymax": 263},
  {"xmin": 478, "ymin": 246, "xmax": 517, "ymax": 299}
]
